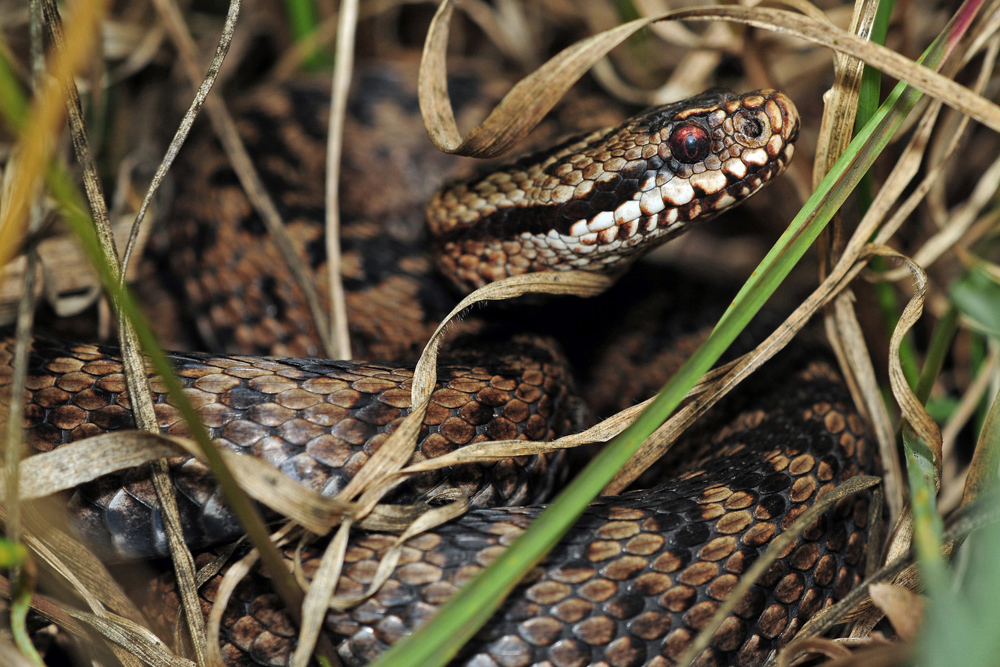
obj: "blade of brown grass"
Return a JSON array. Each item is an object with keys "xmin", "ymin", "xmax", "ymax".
[{"xmin": 323, "ymin": 0, "xmax": 357, "ymax": 360}]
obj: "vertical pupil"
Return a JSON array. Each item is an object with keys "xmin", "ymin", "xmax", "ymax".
[
  {"xmin": 671, "ymin": 125, "xmax": 707, "ymax": 163},
  {"xmin": 683, "ymin": 134, "xmax": 700, "ymax": 157}
]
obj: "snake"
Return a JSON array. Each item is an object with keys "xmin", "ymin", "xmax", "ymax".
[{"xmin": 0, "ymin": 64, "xmax": 881, "ymax": 667}]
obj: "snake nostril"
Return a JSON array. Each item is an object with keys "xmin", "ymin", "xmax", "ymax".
[{"xmin": 734, "ymin": 111, "xmax": 766, "ymax": 142}]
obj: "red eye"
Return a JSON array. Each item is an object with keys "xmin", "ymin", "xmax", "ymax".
[{"xmin": 668, "ymin": 124, "xmax": 710, "ymax": 163}]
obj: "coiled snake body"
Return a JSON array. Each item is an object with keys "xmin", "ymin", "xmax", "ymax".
[{"xmin": 1, "ymin": 68, "xmax": 880, "ymax": 666}]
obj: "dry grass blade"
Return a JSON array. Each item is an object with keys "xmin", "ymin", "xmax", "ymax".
[
  {"xmin": 811, "ymin": 0, "xmax": 879, "ymax": 186},
  {"xmin": 823, "ymin": 489, "xmax": 1000, "ymax": 647},
  {"xmin": 834, "ymin": 97, "xmax": 954, "ymax": 520},
  {"xmin": 322, "ymin": 0, "xmax": 359, "ymax": 360},
  {"xmin": 878, "ymin": 247, "xmax": 942, "ymax": 477},
  {"xmin": 10, "ymin": 430, "xmax": 354, "ymax": 534},
  {"xmin": 394, "ymin": 399, "xmax": 653, "ymax": 474},
  {"xmin": 604, "ymin": 239, "xmax": 903, "ymax": 495},
  {"xmin": 270, "ymin": 499, "xmax": 469, "ymax": 666},
  {"xmin": 206, "ymin": 550, "xmax": 257, "ymax": 667},
  {"xmin": 775, "ymin": 637, "xmax": 852, "ymax": 667},
  {"xmin": 326, "ymin": 499, "xmax": 467, "ymax": 612},
  {"xmin": 148, "ymin": 460, "xmax": 208, "ymax": 664},
  {"xmin": 291, "ymin": 518, "xmax": 352, "ymax": 667},
  {"xmin": 807, "ymin": 642, "xmax": 910, "ymax": 667},
  {"xmin": 421, "ymin": 2, "xmax": 1000, "ymax": 165},
  {"xmin": 677, "ymin": 475, "xmax": 882, "ymax": 667},
  {"xmin": 810, "ymin": 39, "xmax": 994, "ymax": 519},
  {"xmin": 420, "ymin": 2, "xmax": 669, "ymax": 158},
  {"xmin": 674, "ymin": 7, "xmax": 1000, "ymax": 131},
  {"xmin": 6, "ymin": 432, "xmax": 178, "ymax": 500},
  {"xmin": 0, "ymin": 2, "xmax": 197, "ymax": 664},
  {"xmin": 273, "ymin": 271, "xmax": 615, "ymax": 658},
  {"xmin": 66, "ymin": 610, "xmax": 195, "ymax": 667},
  {"xmin": 218, "ymin": 453, "xmax": 353, "ymax": 535},
  {"xmin": 885, "ymin": 152, "xmax": 1000, "ymax": 281},
  {"xmin": 0, "ymin": 508, "xmax": 151, "ymax": 667},
  {"xmin": 848, "ymin": 520, "xmax": 918, "ymax": 639},
  {"xmin": 113, "ymin": 4, "xmax": 345, "ymax": 661},
  {"xmin": 0, "ymin": 573, "xmax": 143, "ymax": 667},
  {"xmin": 814, "ymin": 1, "xmax": 889, "ymax": 526},
  {"xmin": 16, "ymin": 505, "xmax": 142, "ymax": 619},
  {"xmin": 825, "ymin": 294, "xmax": 897, "ymax": 502},
  {"xmin": 868, "ymin": 582, "xmax": 925, "ymax": 641},
  {"xmin": 375, "ymin": 359, "xmax": 739, "ymax": 488},
  {"xmin": 871, "ymin": 32, "xmax": 997, "ymax": 249},
  {"xmin": 783, "ymin": 551, "xmax": 906, "ymax": 662}
]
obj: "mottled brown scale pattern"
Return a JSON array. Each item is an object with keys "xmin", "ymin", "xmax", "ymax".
[
  {"xmin": 146, "ymin": 359, "xmax": 876, "ymax": 667},
  {"xmin": 168, "ymin": 61, "xmax": 626, "ymax": 361},
  {"xmin": 168, "ymin": 63, "xmax": 510, "ymax": 360},
  {"xmin": 0, "ymin": 335, "xmax": 579, "ymax": 559}
]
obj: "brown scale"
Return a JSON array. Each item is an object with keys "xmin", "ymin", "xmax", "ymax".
[
  {"xmin": 143, "ymin": 357, "xmax": 876, "ymax": 667},
  {"xmin": 0, "ymin": 334, "xmax": 580, "ymax": 559}
]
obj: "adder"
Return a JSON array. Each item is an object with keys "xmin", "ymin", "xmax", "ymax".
[{"xmin": 2, "ymin": 62, "xmax": 879, "ymax": 667}]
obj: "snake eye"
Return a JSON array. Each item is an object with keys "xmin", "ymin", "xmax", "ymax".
[{"xmin": 668, "ymin": 124, "xmax": 711, "ymax": 163}]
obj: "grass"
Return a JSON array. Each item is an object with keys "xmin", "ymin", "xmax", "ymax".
[{"xmin": 1, "ymin": 1, "xmax": 1000, "ymax": 666}]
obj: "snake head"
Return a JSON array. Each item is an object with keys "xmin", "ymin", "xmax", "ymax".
[{"xmin": 428, "ymin": 88, "xmax": 799, "ymax": 293}]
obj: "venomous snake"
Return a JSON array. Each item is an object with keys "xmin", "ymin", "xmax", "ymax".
[{"xmin": 1, "ymin": 65, "xmax": 880, "ymax": 666}]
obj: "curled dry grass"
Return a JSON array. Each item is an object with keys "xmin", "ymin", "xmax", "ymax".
[{"xmin": 1, "ymin": 0, "xmax": 1000, "ymax": 666}]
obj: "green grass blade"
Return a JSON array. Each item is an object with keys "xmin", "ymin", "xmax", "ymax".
[
  {"xmin": 914, "ymin": 389, "xmax": 1000, "ymax": 667},
  {"xmin": 915, "ymin": 305, "xmax": 959, "ymax": 405},
  {"xmin": 854, "ymin": 0, "xmax": 896, "ymax": 212},
  {"xmin": 284, "ymin": 0, "xmax": 320, "ymax": 39},
  {"xmin": 283, "ymin": 0, "xmax": 329, "ymax": 69},
  {"xmin": 950, "ymin": 265, "xmax": 1000, "ymax": 338}
]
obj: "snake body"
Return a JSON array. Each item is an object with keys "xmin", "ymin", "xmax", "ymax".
[
  {"xmin": 7, "ymin": 336, "xmax": 578, "ymax": 559},
  {"xmin": 145, "ymin": 353, "xmax": 873, "ymax": 667},
  {"xmin": 2, "ymin": 66, "xmax": 881, "ymax": 666}
]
